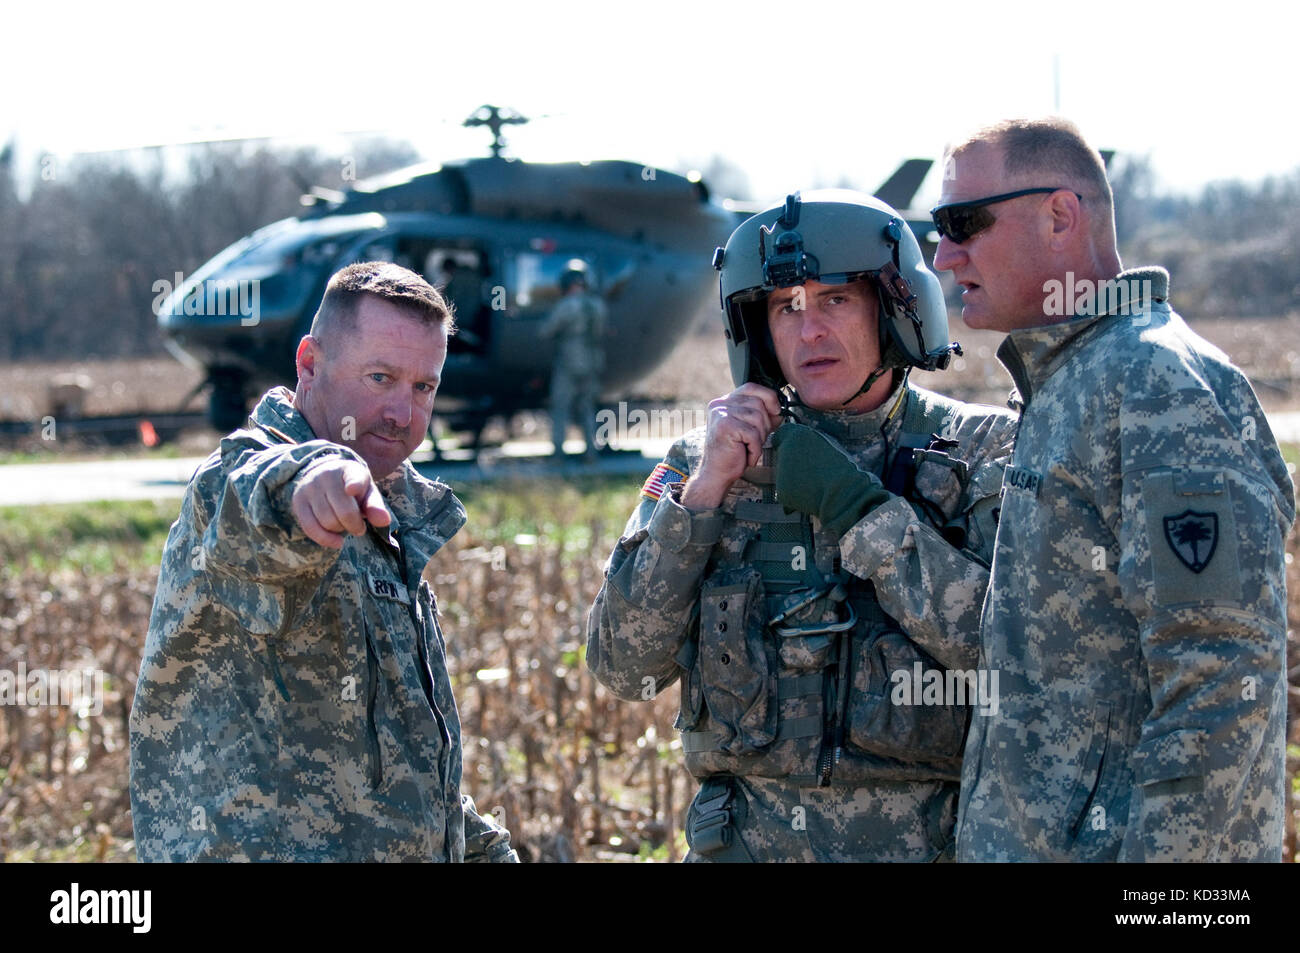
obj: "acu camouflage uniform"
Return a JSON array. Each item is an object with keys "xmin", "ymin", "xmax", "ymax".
[
  {"xmin": 541, "ymin": 289, "xmax": 608, "ymax": 453},
  {"xmin": 957, "ymin": 268, "xmax": 1296, "ymax": 862},
  {"xmin": 130, "ymin": 387, "xmax": 517, "ymax": 862},
  {"xmin": 588, "ymin": 378, "xmax": 1017, "ymax": 861}
]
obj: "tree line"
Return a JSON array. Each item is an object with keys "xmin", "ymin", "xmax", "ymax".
[
  {"xmin": 0, "ymin": 139, "xmax": 417, "ymax": 362},
  {"xmin": 0, "ymin": 144, "xmax": 1295, "ymax": 364}
]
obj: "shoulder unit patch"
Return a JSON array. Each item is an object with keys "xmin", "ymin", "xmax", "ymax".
[{"xmin": 1163, "ymin": 509, "xmax": 1218, "ymax": 573}]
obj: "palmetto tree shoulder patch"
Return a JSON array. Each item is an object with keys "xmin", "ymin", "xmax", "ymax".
[
  {"xmin": 1163, "ymin": 510, "xmax": 1218, "ymax": 573},
  {"xmin": 1142, "ymin": 469, "xmax": 1241, "ymax": 605}
]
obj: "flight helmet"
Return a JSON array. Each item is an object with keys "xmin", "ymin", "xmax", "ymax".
[
  {"xmin": 559, "ymin": 259, "xmax": 590, "ymax": 293},
  {"xmin": 712, "ymin": 189, "xmax": 958, "ymax": 400}
]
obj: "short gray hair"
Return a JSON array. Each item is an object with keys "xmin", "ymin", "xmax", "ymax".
[
  {"xmin": 309, "ymin": 261, "xmax": 455, "ymax": 342},
  {"xmin": 948, "ymin": 117, "xmax": 1113, "ymax": 217}
]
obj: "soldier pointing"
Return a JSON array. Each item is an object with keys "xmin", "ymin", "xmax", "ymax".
[{"xmin": 130, "ymin": 262, "xmax": 517, "ymax": 862}]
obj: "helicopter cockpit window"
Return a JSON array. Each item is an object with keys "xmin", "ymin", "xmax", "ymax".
[
  {"xmin": 235, "ymin": 228, "xmax": 346, "ymax": 269},
  {"xmin": 299, "ymin": 240, "xmax": 341, "ymax": 267},
  {"xmin": 512, "ymin": 253, "xmax": 597, "ymax": 312}
]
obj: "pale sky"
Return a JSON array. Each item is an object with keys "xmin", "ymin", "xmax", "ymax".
[{"xmin": 4, "ymin": 0, "xmax": 1297, "ymax": 205}]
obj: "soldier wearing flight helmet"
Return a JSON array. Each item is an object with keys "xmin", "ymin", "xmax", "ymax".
[
  {"xmin": 541, "ymin": 258, "xmax": 608, "ymax": 459},
  {"xmin": 587, "ymin": 190, "xmax": 1017, "ymax": 860}
]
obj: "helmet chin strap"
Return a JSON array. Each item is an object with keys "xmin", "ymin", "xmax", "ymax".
[{"xmin": 840, "ymin": 364, "xmax": 890, "ymax": 407}]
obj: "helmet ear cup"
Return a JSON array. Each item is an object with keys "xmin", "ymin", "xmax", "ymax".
[
  {"xmin": 875, "ymin": 281, "xmax": 903, "ymax": 369},
  {"xmin": 875, "ymin": 257, "xmax": 954, "ymax": 371},
  {"xmin": 728, "ymin": 299, "xmax": 784, "ymax": 390},
  {"xmin": 874, "ymin": 278, "xmax": 916, "ymax": 372}
]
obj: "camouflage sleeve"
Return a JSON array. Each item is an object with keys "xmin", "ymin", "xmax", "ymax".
[
  {"xmin": 1114, "ymin": 389, "xmax": 1293, "ymax": 861},
  {"xmin": 198, "ymin": 437, "xmax": 365, "ymax": 584},
  {"xmin": 461, "ymin": 794, "xmax": 519, "ymax": 863},
  {"xmin": 837, "ymin": 419, "xmax": 1014, "ymax": 671},
  {"xmin": 585, "ymin": 443, "xmax": 724, "ymax": 701}
]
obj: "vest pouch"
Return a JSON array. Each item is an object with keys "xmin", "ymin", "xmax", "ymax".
[
  {"xmin": 673, "ymin": 629, "xmax": 705, "ymax": 733},
  {"xmin": 697, "ymin": 568, "xmax": 777, "ymax": 754},
  {"xmin": 777, "ymin": 631, "xmax": 836, "ymax": 672},
  {"xmin": 847, "ymin": 629, "xmax": 970, "ymax": 763},
  {"xmin": 768, "ymin": 584, "xmax": 848, "ymax": 672}
]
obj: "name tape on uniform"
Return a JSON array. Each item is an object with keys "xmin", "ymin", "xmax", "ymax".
[
  {"xmin": 1004, "ymin": 465, "xmax": 1042, "ymax": 497},
  {"xmin": 367, "ymin": 572, "xmax": 410, "ymax": 605}
]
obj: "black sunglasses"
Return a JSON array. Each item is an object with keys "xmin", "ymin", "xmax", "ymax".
[{"xmin": 929, "ymin": 187, "xmax": 1082, "ymax": 244}]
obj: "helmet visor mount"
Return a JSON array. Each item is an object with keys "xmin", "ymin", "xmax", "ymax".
[{"xmin": 758, "ymin": 192, "xmax": 816, "ymax": 289}]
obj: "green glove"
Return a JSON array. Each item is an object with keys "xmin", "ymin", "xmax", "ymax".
[{"xmin": 770, "ymin": 423, "xmax": 893, "ymax": 538}]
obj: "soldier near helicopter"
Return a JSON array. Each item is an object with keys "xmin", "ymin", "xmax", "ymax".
[
  {"xmin": 130, "ymin": 262, "xmax": 517, "ymax": 862},
  {"xmin": 587, "ymin": 191, "xmax": 1018, "ymax": 861},
  {"xmin": 541, "ymin": 259, "xmax": 609, "ymax": 459}
]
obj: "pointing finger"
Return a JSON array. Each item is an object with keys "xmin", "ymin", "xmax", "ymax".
[
  {"xmin": 323, "ymin": 476, "xmax": 368, "ymax": 537},
  {"xmin": 361, "ymin": 482, "xmax": 391, "ymax": 528}
]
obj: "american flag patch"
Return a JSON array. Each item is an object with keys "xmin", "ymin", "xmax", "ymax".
[{"xmin": 641, "ymin": 462, "xmax": 686, "ymax": 501}]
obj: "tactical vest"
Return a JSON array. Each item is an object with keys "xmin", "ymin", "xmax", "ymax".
[{"xmin": 673, "ymin": 386, "xmax": 974, "ymax": 787}]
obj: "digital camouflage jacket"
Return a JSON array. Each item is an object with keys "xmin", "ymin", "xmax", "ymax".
[
  {"xmin": 130, "ymin": 388, "xmax": 516, "ymax": 862},
  {"xmin": 588, "ymin": 379, "xmax": 1017, "ymax": 859},
  {"xmin": 957, "ymin": 268, "xmax": 1296, "ymax": 862}
]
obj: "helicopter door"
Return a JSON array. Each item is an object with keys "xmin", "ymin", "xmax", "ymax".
[
  {"xmin": 491, "ymin": 249, "xmax": 598, "ymax": 374},
  {"xmin": 420, "ymin": 247, "xmax": 490, "ymax": 355},
  {"xmin": 368, "ymin": 236, "xmax": 491, "ymax": 356}
]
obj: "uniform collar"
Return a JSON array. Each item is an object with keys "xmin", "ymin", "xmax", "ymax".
[
  {"xmin": 790, "ymin": 374, "xmax": 908, "ymax": 445},
  {"xmin": 996, "ymin": 267, "xmax": 1169, "ymax": 407},
  {"xmin": 252, "ymin": 386, "xmax": 318, "ymax": 445}
]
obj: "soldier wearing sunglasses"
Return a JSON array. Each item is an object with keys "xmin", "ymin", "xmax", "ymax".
[{"xmin": 932, "ymin": 117, "xmax": 1294, "ymax": 862}]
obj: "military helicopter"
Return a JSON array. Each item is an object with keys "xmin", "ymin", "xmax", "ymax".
[{"xmin": 157, "ymin": 106, "xmax": 940, "ymax": 443}]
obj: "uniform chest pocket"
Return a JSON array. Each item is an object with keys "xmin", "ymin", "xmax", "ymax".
[
  {"xmin": 957, "ymin": 460, "xmax": 1009, "ymax": 558},
  {"xmin": 697, "ymin": 568, "xmax": 777, "ymax": 755},
  {"xmin": 204, "ymin": 572, "xmax": 283, "ymax": 636},
  {"xmin": 847, "ymin": 629, "xmax": 970, "ymax": 763},
  {"xmin": 358, "ymin": 565, "xmax": 415, "ymax": 646}
]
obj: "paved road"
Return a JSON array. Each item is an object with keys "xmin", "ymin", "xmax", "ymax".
[
  {"xmin": 0, "ymin": 437, "xmax": 677, "ymax": 506},
  {"xmin": 2, "ymin": 415, "xmax": 1298, "ymax": 508}
]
